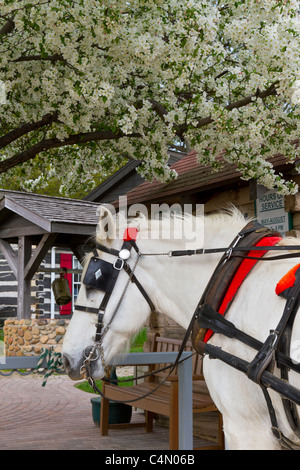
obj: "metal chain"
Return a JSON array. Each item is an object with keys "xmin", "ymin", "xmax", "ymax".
[
  {"xmin": 101, "ymin": 251, "xmax": 141, "ymax": 335},
  {"xmin": 81, "ymin": 252, "xmax": 142, "ymax": 377}
]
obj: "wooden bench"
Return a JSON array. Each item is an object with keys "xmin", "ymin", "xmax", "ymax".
[{"xmin": 100, "ymin": 333, "xmax": 225, "ymax": 450}]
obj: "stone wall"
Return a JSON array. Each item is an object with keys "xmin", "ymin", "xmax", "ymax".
[{"xmin": 3, "ymin": 318, "xmax": 69, "ymax": 357}]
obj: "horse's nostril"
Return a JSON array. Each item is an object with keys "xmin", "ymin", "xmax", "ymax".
[{"xmin": 62, "ymin": 354, "xmax": 70, "ymax": 371}]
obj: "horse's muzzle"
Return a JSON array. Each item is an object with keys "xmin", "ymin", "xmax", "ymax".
[{"xmin": 62, "ymin": 353, "xmax": 84, "ymax": 380}]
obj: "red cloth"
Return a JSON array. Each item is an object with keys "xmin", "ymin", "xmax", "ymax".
[
  {"xmin": 59, "ymin": 253, "xmax": 72, "ymax": 315},
  {"xmin": 204, "ymin": 236, "xmax": 282, "ymax": 343},
  {"xmin": 123, "ymin": 227, "xmax": 138, "ymax": 241},
  {"xmin": 276, "ymin": 263, "xmax": 300, "ymax": 297}
]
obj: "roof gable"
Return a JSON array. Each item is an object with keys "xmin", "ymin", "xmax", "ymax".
[{"xmin": 0, "ymin": 190, "xmax": 101, "ymax": 243}]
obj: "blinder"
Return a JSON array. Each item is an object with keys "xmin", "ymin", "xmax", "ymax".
[
  {"xmin": 83, "ymin": 256, "xmax": 122, "ymax": 293},
  {"xmin": 79, "ymin": 241, "xmax": 135, "ymax": 342}
]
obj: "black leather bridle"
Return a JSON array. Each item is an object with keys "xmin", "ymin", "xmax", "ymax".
[
  {"xmin": 76, "ymin": 231, "xmax": 160, "ymax": 379},
  {"xmin": 77, "ymin": 237, "xmax": 156, "ymax": 342}
]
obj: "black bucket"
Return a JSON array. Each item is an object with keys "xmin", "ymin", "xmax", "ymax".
[{"xmin": 90, "ymin": 396, "xmax": 132, "ymax": 426}]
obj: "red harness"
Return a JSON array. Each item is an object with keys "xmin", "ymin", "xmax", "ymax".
[{"xmin": 203, "ymin": 236, "xmax": 282, "ymax": 343}]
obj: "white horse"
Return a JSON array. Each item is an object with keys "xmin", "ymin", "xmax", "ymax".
[{"xmin": 62, "ymin": 207, "xmax": 300, "ymax": 450}]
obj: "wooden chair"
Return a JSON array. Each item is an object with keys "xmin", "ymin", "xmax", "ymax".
[{"xmin": 100, "ymin": 333, "xmax": 225, "ymax": 450}]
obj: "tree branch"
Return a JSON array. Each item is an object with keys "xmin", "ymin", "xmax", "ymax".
[
  {"xmin": 0, "ymin": 129, "xmax": 141, "ymax": 174},
  {"xmin": 0, "ymin": 82, "xmax": 280, "ymax": 174},
  {"xmin": 0, "ymin": 17, "xmax": 15, "ymax": 37},
  {"xmin": 176, "ymin": 81, "xmax": 279, "ymax": 136},
  {"xmin": 11, "ymin": 53, "xmax": 63, "ymax": 63},
  {"xmin": 0, "ymin": 112, "xmax": 59, "ymax": 150},
  {"xmin": 148, "ymin": 99, "xmax": 168, "ymax": 120}
]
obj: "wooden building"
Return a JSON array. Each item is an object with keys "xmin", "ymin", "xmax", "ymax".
[
  {"xmin": 0, "ymin": 190, "xmax": 100, "ymax": 323},
  {"xmin": 85, "ymin": 149, "xmax": 300, "ymax": 235},
  {"xmin": 114, "ymin": 151, "xmax": 299, "ymax": 226},
  {"xmin": 84, "ymin": 150, "xmax": 185, "ymax": 204}
]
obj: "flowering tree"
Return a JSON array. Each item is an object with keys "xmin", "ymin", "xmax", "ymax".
[{"xmin": 0, "ymin": 0, "xmax": 299, "ymax": 195}]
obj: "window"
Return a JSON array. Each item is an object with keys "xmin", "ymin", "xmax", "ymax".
[{"xmin": 72, "ymin": 257, "xmax": 82, "ymax": 306}]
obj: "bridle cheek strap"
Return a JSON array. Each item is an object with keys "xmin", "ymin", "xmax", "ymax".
[
  {"xmin": 93, "ymin": 255, "xmax": 156, "ymax": 343},
  {"xmin": 123, "ymin": 262, "xmax": 156, "ymax": 313},
  {"xmin": 76, "ymin": 236, "xmax": 156, "ymax": 345}
]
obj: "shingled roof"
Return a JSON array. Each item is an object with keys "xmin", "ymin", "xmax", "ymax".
[
  {"xmin": 118, "ymin": 151, "xmax": 293, "ymax": 207},
  {"xmin": 0, "ymin": 190, "xmax": 104, "ymax": 319},
  {"xmin": 0, "ymin": 189, "xmax": 101, "ymax": 244}
]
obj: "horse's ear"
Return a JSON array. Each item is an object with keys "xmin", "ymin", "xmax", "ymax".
[{"xmin": 96, "ymin": 205, "xmax": 116, "ymax": 242}]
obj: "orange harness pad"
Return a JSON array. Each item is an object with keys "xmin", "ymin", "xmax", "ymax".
[
  {"xmin": 276, "ymin": 263, "xmax": 300, "ymax": 298},
  {"xmin": 204, "ymin": 236, "xmax": 282, "ymax": 343}
]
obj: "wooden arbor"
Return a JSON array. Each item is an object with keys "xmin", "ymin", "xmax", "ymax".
[{"xmin": 0, "ymin": 190, "xmax": 101, "ymax": 319}]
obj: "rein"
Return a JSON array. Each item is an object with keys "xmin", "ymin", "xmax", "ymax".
[{"xmin": 85, "ymin": 351, "xmax": 197, "ymax": 405}]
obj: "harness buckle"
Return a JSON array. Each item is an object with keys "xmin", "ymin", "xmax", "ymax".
[
  {"xmin": 113, "ymin": 258, "xmax": 124, "ymax": 270},
  {"xmin": 226, "ymin": 247, "xmax": 233, "ymax": 260},
  {"xmin": 269, "ymin": 330, "xmax": 279, "ymax": 348}
]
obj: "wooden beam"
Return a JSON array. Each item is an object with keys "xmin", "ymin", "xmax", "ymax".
[
  {"xmin": 37, "ymin": 267, "xmax": 82, "ymax": 274},
  {"xmin": 17, "ymin": 236, "xmax": 32, "ymax": 320},
  {"xmin": 0, "ymin": 238, "xmax": 17, "ymax": 277},
  {"xmin": 285, "ymin": 194, "xmax": 300, "ymax": 213},
  {"xmin": 51, "ymin": 222, "xmax": 96, "ymax": 235},
  {"xmin": 70, "ymin": 244, "xmax": 86, "ymax": 265},
  {"xmin": 24, "ymin": 233, "xmax": 57, "ymax": 280},
  {"xmin": 0, "ymin": 225, "xmax": 48, "ymax": 238}
]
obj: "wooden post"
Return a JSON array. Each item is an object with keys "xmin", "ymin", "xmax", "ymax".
[
  {"xmin": 0, "ymin": 239, "xmax": 17, "ymax": 278},
  {"xmin": 0, "ymin": 233, "xmax": 57, "ymax": 320},
  {"xmin": 17, "ymin": 236, "xmax": 32, "ymax": 319},
  {"xmin": 70, "ymin": 244, "xmax": 86, "ymax": 265}
]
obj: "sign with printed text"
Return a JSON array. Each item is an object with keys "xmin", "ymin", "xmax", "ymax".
[{"xmin": 256, "ymin": 186, "xmax": 292, "ymax": 236}]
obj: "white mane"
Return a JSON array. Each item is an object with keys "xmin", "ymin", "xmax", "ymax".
[{"xmin": 96, "ymin": 205, "xmax": 250, "ymax": 246}]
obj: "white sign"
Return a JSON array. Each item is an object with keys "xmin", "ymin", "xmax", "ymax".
[{"xmin": 256, "ymin": 187, "xmax": 292, "ymax": 236}]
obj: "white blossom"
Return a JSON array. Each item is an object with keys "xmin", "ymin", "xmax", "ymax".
[{"xmin": 0, "ymin": 0, "xmax": 299, "ymax": 195}]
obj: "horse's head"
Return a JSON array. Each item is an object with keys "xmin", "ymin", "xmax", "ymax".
[
  {"xmin": 62, "ymin": 208, "xmax": 157, "ymax": 380},
  {"xmin": 62, "ymin": 205, "xmax": 209, "ymax": 380}
]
